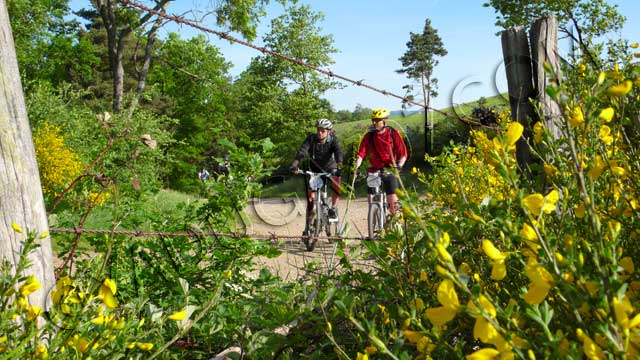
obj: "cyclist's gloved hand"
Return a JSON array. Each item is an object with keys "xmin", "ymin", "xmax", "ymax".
[
  {"xmin": 289, "ymin": 165, "xmax": 299, "ymax": 174},
  {"xmin": 331, "ymin": 168, "xmax": 341, "ymax": 177}
]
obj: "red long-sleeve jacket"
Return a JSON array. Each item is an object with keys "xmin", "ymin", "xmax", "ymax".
[{"xmin": 357, "ymin": 127, "xmax": 407, "ymax": 170}]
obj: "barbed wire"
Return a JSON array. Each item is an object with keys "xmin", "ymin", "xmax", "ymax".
[
  {"xmin": 118, "ymin": 0, "xmax": 490, "ymax": 127},
  {"xmin": 49, "ymin": 227, "xmax": 372, "ymax": 242}
]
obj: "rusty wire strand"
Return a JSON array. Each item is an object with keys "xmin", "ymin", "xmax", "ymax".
[
  {"xmin": 49, "ymin": 227, "xmax": 372, "ymax": 242},
  {"xmin": 118, "ymin": 0, "xmax": 494, "ymax": 128}
]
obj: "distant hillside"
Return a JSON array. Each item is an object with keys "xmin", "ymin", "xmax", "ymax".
[{"xmin": 390, "ymin": 109, "xmax": 422, "ymax": 117}]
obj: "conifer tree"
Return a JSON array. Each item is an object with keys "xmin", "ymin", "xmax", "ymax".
[{"xmin": 397, "ymin": 18, "xmax": 447, "ymax": 155}]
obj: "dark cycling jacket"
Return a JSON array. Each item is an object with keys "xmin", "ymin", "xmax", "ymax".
[{"xmin": 294, "ymin": 133, "xmax": 343, "ymax": 172}]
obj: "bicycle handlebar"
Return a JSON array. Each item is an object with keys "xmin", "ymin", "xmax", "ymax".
[
  {"xmin": 299, "ymin": 170, "xmax": 333, "ymax": 177},
  {"xmin": 354, "ymin": 169, "xmax": 389, "ymax": 179}
]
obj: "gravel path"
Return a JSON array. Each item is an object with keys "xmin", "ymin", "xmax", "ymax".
[{"xmin": 243, "ymin": 197, "xmax": 373, "ymax": 280}]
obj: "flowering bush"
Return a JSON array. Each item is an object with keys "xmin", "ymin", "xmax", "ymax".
[
  {"xmin": 311, "ymin": 43, "xmax": 640, "ymax": 359},
  {"xmin": 427, "ymin": 125, "xmax": 514, "ymax": 212},
  {"xmin": 33, "ymin": 122, "xmax": 83, "ymax": 197},
  {"xmin": 0, "ymin": 229, "xmax": 163, "ymax": 359}
]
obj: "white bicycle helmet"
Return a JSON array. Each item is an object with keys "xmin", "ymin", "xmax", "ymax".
[{"xmin": 315, "ymin": 118, "xmax": 333, "ymax": 130}]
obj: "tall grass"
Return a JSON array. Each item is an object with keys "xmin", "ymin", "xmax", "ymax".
[{"xmin": 49, "ymin": 189, "xmax": 202, "ymax": 252}]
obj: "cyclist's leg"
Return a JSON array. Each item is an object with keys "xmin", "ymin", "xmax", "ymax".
[
  {"xmin": 325, "ymin": 176, "xmax": 340, "ymax": 219},
  {"xmin": 382, "ymin": 173, "xmax": 400, "ymax": 215},
  {"xmin": 307, "ymin": 189, "xmax": 315, "ymax": 212},
  {"xmin": 330, "ymin": 176, "xmax": 341, "ymax": 208}
]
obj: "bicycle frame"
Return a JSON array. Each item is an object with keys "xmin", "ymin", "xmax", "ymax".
[
  {"xmin": 366, "ymin": 170, "xmax": 389, "ymax": 239},
  {"xmin": 301, "ymin": 170, "xmax": 337, "ymax": 251}
]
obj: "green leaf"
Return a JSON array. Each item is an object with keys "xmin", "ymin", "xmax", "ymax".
[
  {"xmin": 545, "ymin": 85, "xmax": 560, "ymax": 101},
  {"xmin": 178, "ymin": 277, "xmax": 189, "ymax": 295}
]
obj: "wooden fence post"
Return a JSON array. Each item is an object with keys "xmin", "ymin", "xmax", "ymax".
[
  {"xmin": 501, "ymin": 26, "xmax": 537, "ymax": 168},
  {"xmin": 0, "ymin": 0, "xmax": 55, "ymax": 311},
  {"xmin": 530, "ymin": 15, "xmax": 563, "ymax": 140}
]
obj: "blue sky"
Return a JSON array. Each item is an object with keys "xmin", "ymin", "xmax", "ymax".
[{"xmin": 70, "ymin": 0, "xmax": 639, "ymax": 112}]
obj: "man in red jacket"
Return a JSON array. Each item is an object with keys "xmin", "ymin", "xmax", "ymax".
[{"xmin": 354, "ymin": 108, "xmax": 407, "ymax": 215}]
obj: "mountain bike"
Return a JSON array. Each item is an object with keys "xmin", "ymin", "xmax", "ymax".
[
  {"xmin": 301, "ymin": 170, "xmax": 339, "ymax": 251},
  {"xmin": 365, "ymin": 170, "xmax": 392, "ymax": 240}
]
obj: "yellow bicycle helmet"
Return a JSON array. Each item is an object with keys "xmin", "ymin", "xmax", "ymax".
[{"xmin": 371, "ymin": 108, "xmax": 390, "ymax": 120}]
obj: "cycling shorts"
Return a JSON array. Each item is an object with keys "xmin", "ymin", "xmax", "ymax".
[{"xmin": 367, "ymin": 172, "xmax": 399, "ymax": 195}]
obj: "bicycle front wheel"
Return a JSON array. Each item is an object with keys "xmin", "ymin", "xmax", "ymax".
[
  {"xmin": 368, "ymin": 203, "xmax": 384, "ymax": 239},
  {"xmin": 307, "ymin": 196, "xmax": 323, "ymax": 251},
  {"xmin": 326, "ymin": 210, "xmax": 338, "ymax": 241}
]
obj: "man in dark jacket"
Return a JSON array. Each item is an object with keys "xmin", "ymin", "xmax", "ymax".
[{"xmin": 290, "ymin": 118, "xmax": 343, "ymax": 232}]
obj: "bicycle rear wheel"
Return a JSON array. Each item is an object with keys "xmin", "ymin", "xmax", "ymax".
[{"xmin": 368, "ymin": 203, "xmax": 384, "ymax": 239}]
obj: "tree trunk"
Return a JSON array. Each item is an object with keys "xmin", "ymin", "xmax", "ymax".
[
  {"xmin": 97, "ymin": 0, "xmax": 171, "ymax": 114},
  {"xmin": 128, "ymin": 2, "xmax": 167, "ymax": 120},
  {"xmin": 97, "ymin": 0, "xmax": 124, "ymax": 113},
  {"xmin": 530, "ymin": 15, "xmax": 562, "ymax": 140},
  {"xmin": 421, "ymin": 72, "xmax": 431, "ymax": 155},
  {"xmin": 0, "ymin": 0, "xmax": 55, "ymax": 310},
  {"xmin": 501, "ymin": 26, "xmax": 537, "ymax": 168}
]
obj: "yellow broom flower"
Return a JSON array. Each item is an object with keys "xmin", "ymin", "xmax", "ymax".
[
  {"xmin": 137, "ymin": 342, "xmax": 154, "ymax": 351},
  {"xmin": 482, "ymin": 240, "xmax": 507, "ymax": 281},
  {"xmin": 466, "ymin": 348, "xmax": 500, "ymax": 360},
  {"xmin": 168, "ymin": 309, "xmax": 187, "ymax": 321},
  {"xmin": 598, "ymin": 107, "xmax": 614, "ymax": 122},
  {"xmin": 403, "ymin": 330, "xmax": 423, "ymax": 344},
  {"xmin": 523, "ymin": 190, "xmax": 559, "ymax": 217},
  {"xmin": 607, "ymin": 80, "xmax": 633, "ymax": 97},
  {"xmin": 20, "ymin": 275, "xmax": 41, "ymax": 297},
  {"xmin": 505, "ymin": 122, "xmax": 524, "ymax": 147},
  {"xmin": 533, "ymin": 122, "xmax": 544, "ymax": 144},
  {"xmin": 99, "ymin": 278, "xmax": 118, "ymax": 309},
  {"xmin": 11, "ymin": 222, "xmax": 23, "ymax": 233},
  {"xmin": 599, "ymin": 125, "xmax": 613, "ymax": 145},
  {"xmin": 568, "ymin": 106, "xmax": 584, "ymax": 127},
  {"xmin": 587, "ymin": 155, "xmax": 607, "ymax": 180},
  {"xmin": 425, "ymin": 280, "xmax": 460, "ymax": 327},
  {"xmin": 482, "ymin": 240, "xmax": 506, "ymax": 262},
  {"xmin": 523, "ymin": 260, "xmax": 554, "ymax": 305},
  {"xmin": 26, "ymin": 305, "xmax": 42, "ymax": 321}
]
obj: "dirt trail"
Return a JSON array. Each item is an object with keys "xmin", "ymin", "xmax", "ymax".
[
  {"xmin": 243, "ymin": 197, "xmax": 370, "ymax": 238},
  {"xmin": 242, "ymin": 197, "xmax": 372, "ymax": 279}
]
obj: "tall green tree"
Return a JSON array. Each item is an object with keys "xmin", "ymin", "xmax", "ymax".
[
  {"xmin": 84, "ymin": 0, "xmax": 290, "ymax": 113},
  {"xmin": 148, "ymin": 33, "xmax": 232, "ymax": 192},
  {"xmin": 91, "ymin": 0, "xmax": 170, "ymax": 113},
  {"xmin": 232, "ymin": 4, "xmax": 339, "ymax": 162},
  {"xmin": 397, "ymin": 18, "xmax": 447, "ymax": 155},
  {"xmin": 6, "ymin": 0, "xmax": 90, "ymax": 86}
]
